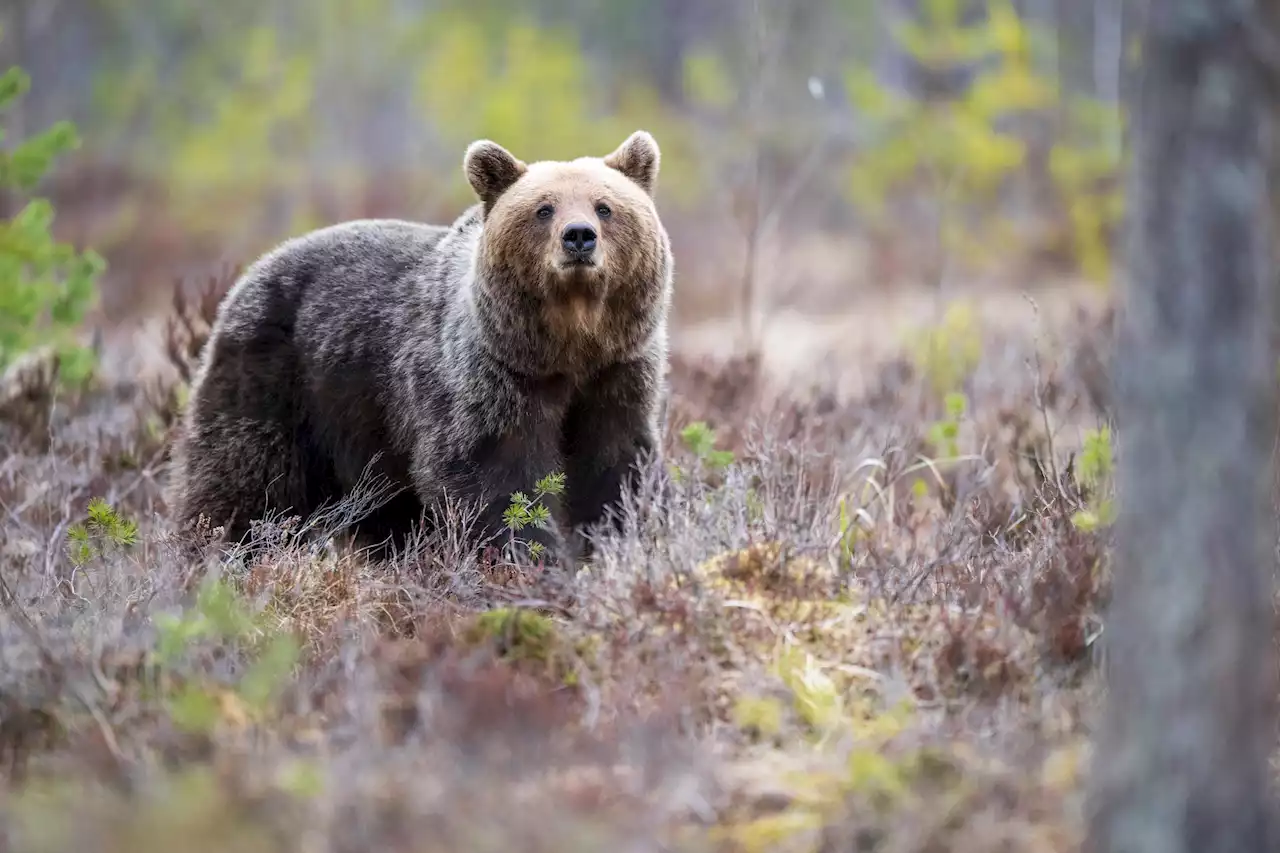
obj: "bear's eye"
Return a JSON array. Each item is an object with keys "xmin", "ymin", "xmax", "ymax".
[
  {"xmin": 536, "ymin": 204, "xmax": 554, "ymax": 220},
  {"xmin": 596, "ymin": 203, "xmax": 612, "ymax": 219}
]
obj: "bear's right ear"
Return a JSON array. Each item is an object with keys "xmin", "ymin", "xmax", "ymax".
[
  {"xmin": 603, "ymin": 130, "xmax": 660, "ymax": 196},
  {"xmin": 464, "ymin": 140, "xmax": 528, "ymax": 214}
]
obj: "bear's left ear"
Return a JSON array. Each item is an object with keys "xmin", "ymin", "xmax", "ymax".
[
  {"xmin": 464, "ymin": 140, "xmax": 528, "ymax": 213},
  {"xmin": 604, "ymin": 130, "xmax": 660, "ymax": 196}
]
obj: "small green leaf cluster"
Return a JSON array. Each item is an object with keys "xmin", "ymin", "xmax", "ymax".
[
  {"xmin": 907, "ymin": 302, "xmax": 982, "ymax": 400},
  {"xmin": 672, "ymin": 420, "xmax": 766, "ymax": 524},
  {"xmin": 679, "ymin": 421, "xmax": 736, "ymax": 472},
  {"xmin": 1071, "ymin": 426, "xmax": 1115, "ymax": 531},
  {"xmin": 503, "ymin": 471, "xmax": 567, "ymax": 560},
  {"xmin": 671, "ymin": 419, "xmax": 736, "ymax": 484},
  {"xmin": 66, "ymin": 497, "xmax": 138, "ymax": 566},
  {"xmin": 926, "ymin": 391, "xmax": 969, "ymax": 460},
  {"xmin": 907, "ymin": 303, "xmax": 979, "ymax": 467}
]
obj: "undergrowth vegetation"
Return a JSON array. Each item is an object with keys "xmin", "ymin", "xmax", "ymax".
[{"xmin": 0, "ymin": 282, "xmax": 1118, "ymax": 851}]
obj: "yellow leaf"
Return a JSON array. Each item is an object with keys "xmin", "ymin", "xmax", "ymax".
[
  {"xmin": 1041, "ymin": 742, "xmax": 1088, "ymax": 790},
  {"xmin": 217, "ymin": 689, "xmax": 251, "ymax": 730}
]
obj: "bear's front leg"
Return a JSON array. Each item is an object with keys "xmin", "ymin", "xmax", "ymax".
[
  {"xmin": 412, "ymin": 408, "xmax": 567, "ymax": 561},
  {"xmin": 562, "ymin": 357, "xmax": 661, "ymax": 550}
]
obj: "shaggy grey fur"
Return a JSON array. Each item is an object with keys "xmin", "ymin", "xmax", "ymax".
[{"xmin": 167, "ymin": 132, "xmax": 673, "ymax": 559}]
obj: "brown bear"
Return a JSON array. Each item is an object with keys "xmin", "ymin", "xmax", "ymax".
[{"xmin": 167, "ymin": 131, "xmax": 673, "ymax": 559}]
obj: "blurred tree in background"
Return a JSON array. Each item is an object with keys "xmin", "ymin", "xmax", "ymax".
[{"xmin": 0, "ymin": 27, "xmax": 104, "ymax": 385}]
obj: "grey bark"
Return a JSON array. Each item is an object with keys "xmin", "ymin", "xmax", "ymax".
[
  {"xmin": 1086, "ymin": 3, "xmax": 1280, "ymax": 852},
  {"xmin": 1056, "ymin": 0, "xmax": 1096, "ymax": 95},
  {"xmin": 1092, "ymin": 0, "xmax": 1124, "ymax": 104}
]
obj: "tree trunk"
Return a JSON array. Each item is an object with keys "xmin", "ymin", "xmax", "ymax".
[
  {"xmin": 1055, "ymin": 0, "xmax": 1096, "ymax": 96},
  {"xmin": 1086, "ymin": 3, "xmax": 1280, "ymax": 853}
]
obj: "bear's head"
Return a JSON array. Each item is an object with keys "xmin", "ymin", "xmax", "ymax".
[{"xmin": 462, "ymin": 131, "xmax": 672, "ymax": 370}]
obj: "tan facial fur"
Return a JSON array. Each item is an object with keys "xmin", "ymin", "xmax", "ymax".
[{"xmin": 463, "ymin": 132, "xmax": 665, "ymax": 341}]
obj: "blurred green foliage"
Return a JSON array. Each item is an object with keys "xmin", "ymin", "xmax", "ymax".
[
  {"xmin": 1071, "ymin": 425, "xmax": 1115, "ymax": 531},
  {"xmin": 23, "ymin": 0, "xmax": 1123, "ymax": 289},
  {"xmin": 9, "ymin": 766, "xmax": 286, "ymax": 853},
  {"xmin": 908, "ymin": 300, "xmax": 983, "ymax": 399},
  {"xmin": 0, "ymin": 37, "xmax": 105, "ymax": 384},
  {"xmin": 679, "ymin": 420, "xmax": 736, "ymax": 472},
  {"xmin": 163, "ymin": 26, "xmax": 314, "ymax": 232},
  {"xmin": 1049, "ymin": 98, "xmax": 1126, "ymax": 281},
  {"xmin": 87, "ymin": 0, "xmax": 708, "ymax": 246},
  {"xmin": 155, "ymin": 573, "xmax": 301, "ymax": 733},
  {"xmin": 62, "ymin": 497, "xmax": 302, "ymax": 735},
  {"xmin": 669, "ymin": 419, "xmax": 736, "ymax": 490},
  {"xmin": 845, "ymin": 0, "xmax": 1124, "ymax": 281},
  {"xmin": 93, "ymin": 7, "xmax": 317, "ymax": 239},
  {"xmin": 416, "ymin": 13, "xmax": 703, "ymax": 207}
]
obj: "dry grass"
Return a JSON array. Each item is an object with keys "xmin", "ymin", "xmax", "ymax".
[{"xmin": 0, "ymin": 275, "xmax": 1119, "ymax": 852}]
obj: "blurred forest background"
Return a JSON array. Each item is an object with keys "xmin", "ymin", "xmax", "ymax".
[{"xmin": 2, "ymin": 0, "xmax": 1128, "ymax": 380}]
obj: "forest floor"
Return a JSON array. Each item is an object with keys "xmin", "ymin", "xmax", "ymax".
[{"xmin": 0, "ymin": 272, "xmax": 1115, "ymax": 852}]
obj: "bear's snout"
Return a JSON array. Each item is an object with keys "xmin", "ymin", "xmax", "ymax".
[{"xmin": 561, "ymin": 222, "xmax": 597, "ymax": 264}]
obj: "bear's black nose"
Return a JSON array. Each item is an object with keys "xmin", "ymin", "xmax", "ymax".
[{"xmin": 562, "ymin": 223, "xmax": 597, "ymax": 259}]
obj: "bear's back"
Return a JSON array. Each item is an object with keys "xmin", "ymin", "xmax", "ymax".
[
  {"xmin": 214, "ymin": 217, "xmax": 456, "ymax": 341},
  {"xmin": 207, "ymin": 216, "xmax": 474, "ymax": 491}
]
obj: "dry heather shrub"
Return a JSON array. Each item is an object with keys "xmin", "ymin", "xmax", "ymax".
[
  {"xmin": 0, "ymin": 345, "xmax": 61, "ymax": 448},
  {"xmin": 665, "ymin": 350, "xmax": 765, "ymax": 454},
  {"xmin": 162, "ymin": 265, "xmax": 238, "ymax": 386},
  {"xmin": 131, "ymin": 265, "xmax": 238, "ymax": 442}
]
